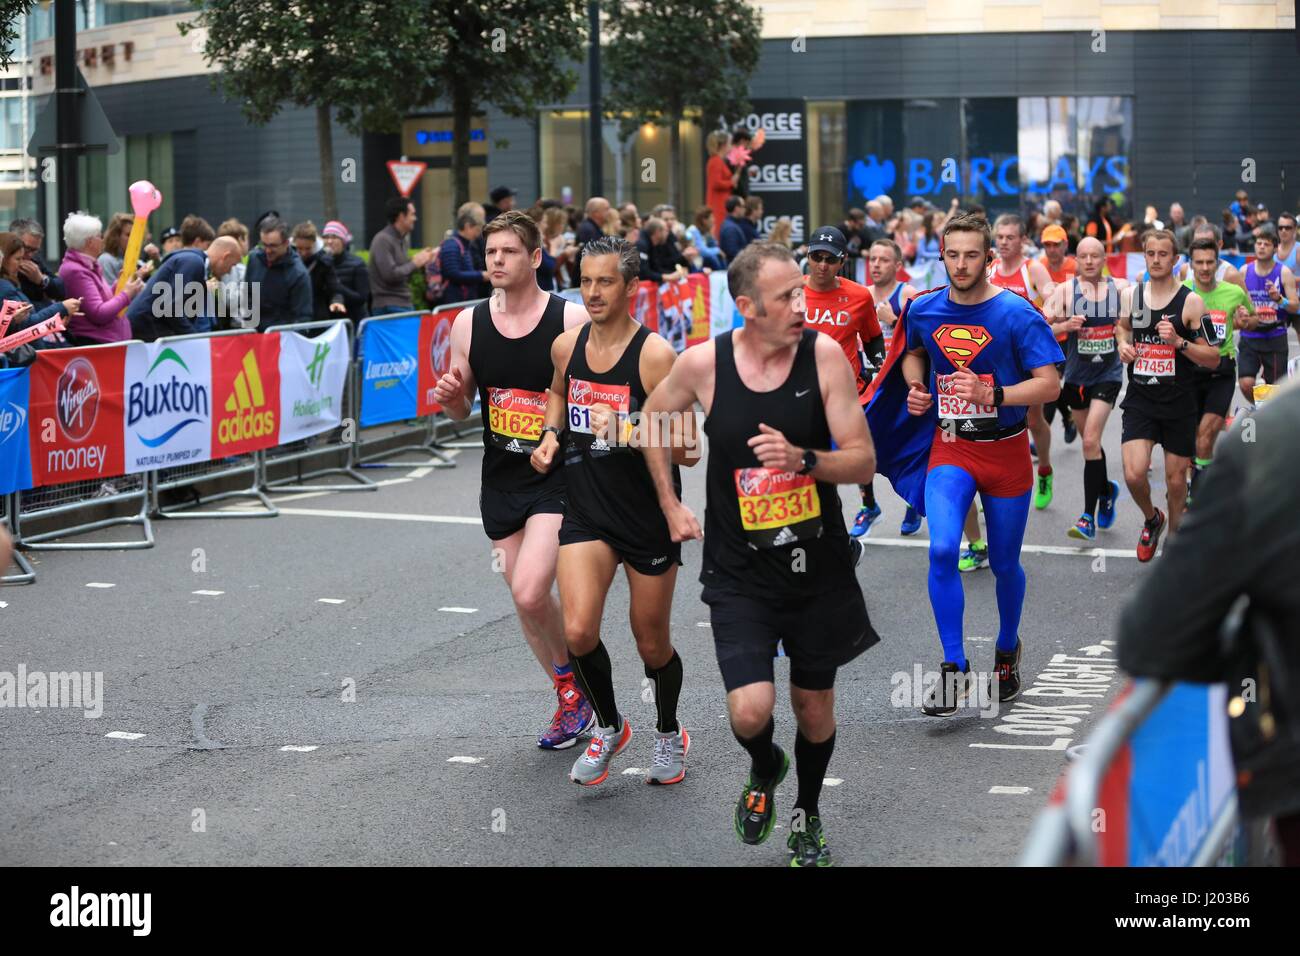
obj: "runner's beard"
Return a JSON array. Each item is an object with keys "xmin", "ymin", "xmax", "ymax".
[{"xmin": 947, "ymin": 268, "xmax": 981, "ymax": 292}]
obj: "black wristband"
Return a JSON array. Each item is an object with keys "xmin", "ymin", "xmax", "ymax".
[{"xmin": 992, "ymin": 385, "xmax": 1005, "ymax": 407}]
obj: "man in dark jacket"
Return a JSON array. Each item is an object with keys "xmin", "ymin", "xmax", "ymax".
[
  {"xmin": 1117, "ymin": 382, "xmax": 1300, "ymax": 865},
  {"xmin": 573, "ymin": 196, "xmax": 610, "ymax": 274},
  {"xmin": 483, "ymin": 185, "xmax": 516, "ymax": 224},
  {"xmin": 291, "ymin": 221, "xmax": 347, "ymax": 323},
  {"xmin": 368, "ymin": 197, "xmax": 434, "ymax": 315},
  {"xmin": 127, "ymin": 236, "xmax": 243, "ymax": 341},
  {"xmin": 244, "ymin": 217, "xmax": 313, "ymax": 329},
  {"xmin": 718, "ymin": 196, "xmax": 752, "ymax": 262},
  {"xmin": 437, "ymin": 208, "xmax": 488, "ymax": 307},
  {"xmin": 322, "ymin": 220, "xmax": 369, "ymax": 319},
  {"xmin": 9, "ymin": 218, "xmax": 65, "ymax": 308},
  {"xmin": 636, "ymin": 217, "xmax": 688, "ymax": 284}
]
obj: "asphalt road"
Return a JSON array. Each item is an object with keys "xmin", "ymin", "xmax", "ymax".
[{"xmin": 0, "ymin": 402, "xmax": 1197, "ymax": 866}]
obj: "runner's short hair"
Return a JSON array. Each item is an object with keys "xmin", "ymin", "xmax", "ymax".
[
  {"xmin": 1188, "ymin": 237, "xmax": 1219, "ymax": 258},
  {"xmin": 728, "ymin": 241, "xmax": 796, "ymax": 310},
  {"xmin": 992, "ymin": 213, "xmax": 1025, "ymax": 236},
  {"xmin": 580, "ymin": 235, "xmax": 639, "ymax": 284},
  {"xmin": 941, "ymin": 213, "xmax": 992, "ymax": 253},
  {"xmin": 1142, "ymin": 228, "xmax": 1178, "ymax": 251},
  {"xmin": 1255, "ymin": 224, "xmax": 1280, "ymax": 245},
  {"xmin": 870, "ymin": 238, "xmax": 902, "ymax": 262},
  {"xmin": 482, "ymin": 209, "xmax": 541, "ymax": 255}
]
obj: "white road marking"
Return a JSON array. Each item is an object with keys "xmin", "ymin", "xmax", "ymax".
[
  {"xmin": 439, "ymin": 607, "xmax": 478, "ymax": 614},
  {"xmin": 823, "ymin": 778, "xmax": 843, "ymax": 786},
  {"xmin": 276, "ymin": 508, "xmax": 482, "ymax": 525},
  {"xmin": 317, "ymin": 598, "xmax": 346, "ymax": 605},
  {"xmin": 408, "ymin": 467, "xmax": 434, "ymax": 478},
  {"xmin": 0, "ymin": 601, "xmax": 7, "ymax": 609},
  {"xmin": 192, "ymin": 590, "xmax": 224, "ymax": 596},
  {"xmin": 281, "ymin": 745, "xmax": 319, "ymax": 752},
  {"xmin": 989, "ymin": 786, "xmax": 1033, "ymax": 795},
  {"xmin": 86, "ymin": 582, "xmax": 116, "ymax": 589},
  {"xmin": 863, "ymin": 537, "xmax": 1137, "ymax": 559},
  {"xmin": 622, "ymin": 767, "xmax": 645, "ymax": 775},
  {"xmin": 447, "ymin": 755, "xmax": 483, "ymax": 764},
  {"xmin": 105, "ymin": 731, "xmax": 144, "ymax": 740},
  {"xmin": 696, "ymin": 622, "xmax": 711, "ymax": 628}
]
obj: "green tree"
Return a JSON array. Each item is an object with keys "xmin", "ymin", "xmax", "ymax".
[
  {"xmin": 180, "ymin": 0, "xmax": 425, "ymax": 222},
  {"xmin": 0, "ymin": 1, "xmax": 36, "ymax": 72},
  {"xmin": 601, "ymin": 0, "xmax": 761, "ymax": 209},
  {"xmin": 407, "ymin": 2, "xmax": 586, "ymax": 221}
]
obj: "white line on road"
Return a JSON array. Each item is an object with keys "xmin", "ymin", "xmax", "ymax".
[
  {"xmin": 696, "ymin": 622, "xmax": 711, "ymax": 628},
  {"xmin": 0, "ymin": 601, "xmax": 7, "ymax": 609},
  {"xmin": 408, "ymin": 467, "xmax": 434, "ymax": 478},
  {"xmin": 86, "ymin": 582, "xmax": 116, "ymax": 589},
  {"xmin": 447, "ymin": 756, "xmax": 483, "ymax": 764},
  {"xmin": 281, "ymin": 745, "xmax": 319, "ymax": 752},
  {"xmin": 439, "ymin": 607, "xmax": 478, "ymax": 614},
  {"xmin": 317, "ymin": 598, "xmax": 346, "ymax": 605},
  {"xmin": 622, "ymin": 767, "xmax": 645, "ymax": 775},
  {"xmin": 276, "ymin": 508, "xmax": 482, "ymax": 525},
  {"xmin": 192, "ymin": 590, "xmax": 224, "ymax": 596},
  {"xmin": 823, "ymin": 778, "xmax": 843, "ymax": 786},
  {"xmin": 105, "ymin": 731, "xmax": 145, "ymax": 740},
  {"xmin": 989, "ymin": 786, "xmax": 1033, "ymax": 795},
  {"xmin": 863, "ymin": 537, "xmax": 1138, "ymax": 559}
]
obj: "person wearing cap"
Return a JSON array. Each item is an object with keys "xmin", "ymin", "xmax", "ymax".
[
  {"xmin": 159, "ymin": 226, "xmax": 183, "ymax": 260},
  {"xmin": 484, "ymin": 186, "xmax": 517, "ymax": 224},
  {"xmin": 803, "ymin": 225, "xmax": 887, "ymax": 538},
  {"xmin": 321, "ymin": 220, "xmax": 370, "ymax": 319}
]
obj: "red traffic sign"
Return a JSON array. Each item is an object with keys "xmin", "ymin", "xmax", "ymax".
[{"xmin": 386, "ymin": 160, "xmax": 428, "ymax": 198}]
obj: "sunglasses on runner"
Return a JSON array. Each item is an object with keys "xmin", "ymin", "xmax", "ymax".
[{"xmin": 809, "ymin": 252, "xmax": 843, "ymax": 264}]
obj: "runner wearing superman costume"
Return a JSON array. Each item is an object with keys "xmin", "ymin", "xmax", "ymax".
[{"xmin": 864, "ymin": 214, "xmax": 1063, "ymax": 716}]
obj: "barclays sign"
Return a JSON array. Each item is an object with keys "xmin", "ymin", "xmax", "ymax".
[{"xmin": 851, "ymin": 154, "xmax": 1129, "ymax": 201}]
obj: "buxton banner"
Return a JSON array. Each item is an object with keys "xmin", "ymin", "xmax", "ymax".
[{"xmin": 122, "ymin": 339, "xmax": 213, "ymax": 475}]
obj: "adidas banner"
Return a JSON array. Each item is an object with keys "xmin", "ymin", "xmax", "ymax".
[
  {"xmin": 0, "ymin": 366, "xmax": 32, "ymax": 495},
  {"xmin": 276, "ymin": 321, "xmax": 349, "ymax": 445},
  {"xmin": 122, "ymin": 339, "xmax": 213, "ymax": 475},
  {"xmin": 209, "ymin": 333, "xmax": 282, "ymax": 457},
  {"xmin": 358, "ymin": 316, "xmax": 420, "ymax": 427}
]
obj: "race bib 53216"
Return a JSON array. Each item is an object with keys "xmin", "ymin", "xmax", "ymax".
[
  {"xmin": 935, "ymin": 371, "xmax": 997, "ymax": 436},
  {"xmin": 733, "ymin": 467, "xmax": 822, "ymax": 549}
]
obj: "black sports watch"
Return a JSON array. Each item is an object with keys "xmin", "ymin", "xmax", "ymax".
[
  {"xmin": 991, "ymin": 385, "xmax": 1005, "ymax": 407},
  {"xmin": 541, "ymin": 425, "xmax": 562, "ymax": 440},
  {"xmin": 1178, "ymin": 338, "xmax": 1190, "ymax": 352},
  {"xmin": 798, "ymin": 448, "xmax": 818, "ymax": 475}
]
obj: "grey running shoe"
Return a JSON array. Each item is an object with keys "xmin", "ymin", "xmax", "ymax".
[
  {"xmin": 646, "ymin": 726, "xmax": 690, "ymax": 786},
  {"xmin": 569, "ymin": 717, "xmax": 632, "ymax": 787}
]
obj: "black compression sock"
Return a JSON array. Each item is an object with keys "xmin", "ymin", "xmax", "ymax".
[
  {"xmin": 572, "ymin": 640, "xmax": 619, "ymax": 730},
  {"xmin": 733, "ymin": 715, "xmax": 780, "ymax": 780},
  {"xmin": 1083, "ymin": 458, "xmax": 1106, "ymax": 517},
  {"xmin": 645, "ymin": 650, "xmax": 683, "ymax": 734},
  {"xmin": 794, "ymin": 728, "xmax": 837, "ymax": 820},
  {"xmin": 861, "ymin": 482, "xmax": 876, "ymax": 508}
]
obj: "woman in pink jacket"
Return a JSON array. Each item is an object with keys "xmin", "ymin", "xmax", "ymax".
[{"xmin": 57, "ymin": 212, "xmax": 143, "ymax": 344}]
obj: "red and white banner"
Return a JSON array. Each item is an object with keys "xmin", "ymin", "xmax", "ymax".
[{"xmin": 28, "ymin": 346, "xmax": 127, "ymax": 485}]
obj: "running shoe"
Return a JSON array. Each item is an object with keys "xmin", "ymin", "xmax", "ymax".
[
  {"xmin": 1136, "ymin": 509, "xmax": 1165, "ymax": 563},
  {"xmin": 1034, "ymin": 470, "xmax": 1054, "ymax": 510},
  {"xmin": 899, "ymin": 506, "xmax": 922, "ymax": 536},
  {"xmin": 1068, "ymin": 513, "xmax": 1096, "ymax": 541},
  {"xmin": 735, "ymin": 745, "xmax": 789, "ymax": 845},
  {"xmin": 1096, "ymin": 480, "xmax": 1120, "ymax": 530},
  {"xmin": 849, "ymin": 503, "xmax": 882, "ymax": 538},
  {"xmin": 922, "ymin": 661, "xmax": 983, "ymax": 717},
  {"xmin": 1062, "ymin": 413, "xmax": 1077, "ymax": 444},
  {"xmin": 646, "ymin": 726, "xmax": 690, "ymax": 786},
  {"xmin": 538, "ymin": 673, "xmax": 595, "ymax": 750},
  {"xmin": 994, "ymin": 639, "xmax": 1021, "ymax": 703},
  {"xmin": 958, "ymin": 541, "xmax": 988, "ymax": 573},
  {"xmin": 788, "ymin": 815, "xmax": 833, "ymax": 867},
  {"xmin": 569, "ymin": 717, "xmax": 632, "ymax": 786}
]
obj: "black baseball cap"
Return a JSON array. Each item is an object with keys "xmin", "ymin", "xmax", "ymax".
[
  {"xmin": 160, "ymin": 227, "xmax": 180, "ymax": 242},
  {"xmin": 806, "ymin": 225, "xmax": 847, "ymax": 257},
  {"xmin": 490, "ymin": 185, "xmax": 516, "ymax": 204}
]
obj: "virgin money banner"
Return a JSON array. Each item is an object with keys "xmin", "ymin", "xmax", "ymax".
[
  {"xmin": 210, "ymin": 334, "xmax": 281, "ymax": 457},
  {"xmin": 0, "ymin": 367, "xmax": 32, "ymax": 494},
  {"xmin": 417, "ymin": 311, "xmax": 454, "ymax": 416},
  {"xmin": 122, "ymin": 339, "xmax": 213, "ymax": 475},
  {"xmin": 28, "ymin": 346, "xmax": 126, "ymax": 485},
  {"xmin": 276, "ymin": 322, "xmax": 348, "ymax": 444}
]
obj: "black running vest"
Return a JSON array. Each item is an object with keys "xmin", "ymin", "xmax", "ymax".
[
  {"xmin": 1125, "ymin": 283, "xmax": 1201, "ymax": 417},
  {"xmin": 702, "ymin": 329, "xmax": 855, "ymax": 599},
  {"xmin": 467, "ymin": 293, "xmax": 567, "ymax": 492},
  {"xmin": 562, "ymin": 322, "xmax": 680, "ymax": 545}
]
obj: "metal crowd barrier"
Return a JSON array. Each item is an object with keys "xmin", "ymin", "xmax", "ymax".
[
  {"xmin": 352, "ymin": 302, "xmax": 482, "ymax": 469},
  {"xmin": 150, "ymin": 329, "xmax": 277, "ymax": 520},
  {"xmin": 1, "ymin": 491, "xmax": 34, "ymax": 584},
  {"xmin": 14, "ymin": 339, "xmax": 156, "ymax": 551},
  {"xmin": 262, "ymin": 319, "xmax": 376, "ymax": 494}
]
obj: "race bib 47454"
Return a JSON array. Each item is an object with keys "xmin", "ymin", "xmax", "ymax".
[
  {"xmin": 1133, "ymin": 341, "xmax": 1175, "ymax": 378},
  {"xmin": 733, "ymin": 467, "xmax": 822, "ymax": 549}
]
